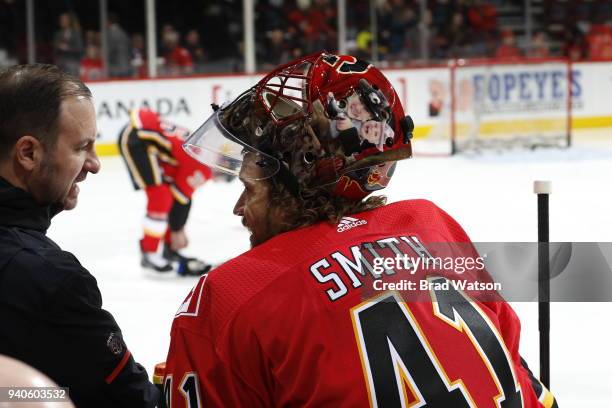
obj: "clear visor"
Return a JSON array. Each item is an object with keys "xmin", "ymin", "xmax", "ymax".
[{"xmin": 183, "ymin": 111, "xmax": 280, "ymax": 180}]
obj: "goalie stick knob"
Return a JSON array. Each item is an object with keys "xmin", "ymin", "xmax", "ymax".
[{"xmin": 533, "ymin": 180, "xmax": 552, "ymax": 194}]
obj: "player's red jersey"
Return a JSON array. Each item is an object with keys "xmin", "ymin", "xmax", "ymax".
[
  {"xmin": 164, "ymin": 200, "xmax": 556, "ymax": 407},
  {"xmin": 129, "ymin": 108, "xmax": 212, "ymax": 203}
]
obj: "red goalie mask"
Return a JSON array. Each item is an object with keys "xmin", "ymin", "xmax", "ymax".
[{"xmin": 184, "ymin": 52, "xmax": 413, "ymax": 200}]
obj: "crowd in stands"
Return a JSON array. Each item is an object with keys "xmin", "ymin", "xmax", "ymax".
[
  {"xmin": 0, "ymin": 0, "xmax": 611, "ymax": 79},
  {"xmin": 45, "ymin": 12, "xmax": 208, "ymax": 81}
]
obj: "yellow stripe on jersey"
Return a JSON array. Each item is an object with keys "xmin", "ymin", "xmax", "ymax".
[
  {"xmin": 146, "ymin": 145, "xmax": 163, "ymax": 185},
  {"xmin": 137, "ymin": 130, "xmax": 172, "ymax": 151},
  {"xmin": 158, "ymin": 151, "xmax": 178, "ymax": 166},
  {"xmin": 130, "ymin": 110, "xmax": 142, "ymax": 129},
  {"xmin": 169, "ymin": 184, "xmax": 189, "ymax": 205},
  {"xmin": 119, "ymin": 125, "xmax": 147, "ymax": 189}
]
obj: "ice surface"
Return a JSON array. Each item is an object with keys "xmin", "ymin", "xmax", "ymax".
[{"xmin": 48, "ymin": 140, "xmax": 612, "ymax": 405}]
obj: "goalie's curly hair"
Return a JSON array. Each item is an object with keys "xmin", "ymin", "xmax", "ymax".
[{"xmin": 267, "ymin": 179, "xmax": 387, "ymax": 233}]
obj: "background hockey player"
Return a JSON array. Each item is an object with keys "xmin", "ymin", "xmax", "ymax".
[
  {"xmin": 163, "ymin": 53, "xmax": 558, "ymax": 407},
  {"xmin": 118, "ymin": 108, "xmax": 213, "ymax": 275}
]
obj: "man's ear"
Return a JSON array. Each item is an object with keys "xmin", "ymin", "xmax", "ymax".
[{"xmin": 14, "ymin": 135, "xmax": 44, "ymax": 171}]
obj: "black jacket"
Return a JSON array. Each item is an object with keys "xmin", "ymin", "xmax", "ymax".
[{"xmin": 0, "ymin": 178, "xmax": 160, "ymax": 407}]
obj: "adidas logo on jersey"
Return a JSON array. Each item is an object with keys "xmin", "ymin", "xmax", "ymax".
[{"xmin": 337, "ymin": 216, "xmax": 367, "ymax": 232}]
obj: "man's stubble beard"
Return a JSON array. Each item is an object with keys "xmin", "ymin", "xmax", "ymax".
[
  {"xmin": 248, "ymin": 205, "xmax": 288, "ymax": 248},
  {"xmin": 36, "ymin": 154, "xmax": 64, "ymax": 209}
]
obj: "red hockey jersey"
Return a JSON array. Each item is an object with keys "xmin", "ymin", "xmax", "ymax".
[
  {"xmin": 130, "ymin": 108, "xmax": 212, "ymax": 204},
  {"xmin": 164, "ymin": 200, "xmax": 556, "ymax": 407}
]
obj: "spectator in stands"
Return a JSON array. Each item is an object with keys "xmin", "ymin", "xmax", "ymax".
[
  {"xmin": 429, "ymin": 13, "xmax": 450, "ymax": 59},
  {"xmin": 587, "ymin": 25, "xmax": 612, "ymax": 60},
  {"xmin": 185, "ymin": 29, "xmax": 206, "ymax": 73},
  {"xmin": 131, "ymin": 33, "xmax": 147, "ymax": 78},
  {"xmin": 401, "ymin": 7, "xmax": 432, "ymax": 61},
  {"xmin": 197, "ymin": 3, "xmax": 242, "ymax": 68},
  {"xmin": 593, "ymin": 0, "xmax": 612, "ymax": 24},
  {"xmin": 286, "ymin": 0, "xmax": 309, "ymax": 55},
  {"xmin": 317, "ymin": 0, "xmax": 338, "ymax": 44},
  {"xmin": 0, "ymin": 0, "xmax": 19, "ymax": 66},
  {"xmin": 355, "ymin": 30, "xmax": 373, "ymax": 60},
  {"xmin": 574, "ymin": 0, "xmax": 594, "ymax": 25},
  {"xmin": 379, "ymin": 0, "xmax": 418, "ymax": 60},
  {"xmin": 257, "ymin": 0, "xmax": 286, "ymax": 39},
  {"xmin": 301, "ymin": 0, "xmax": 336, "ymax": 55},
  {"xmin": 53, "ymin": 12, "xmax": 83, "ymax": 76},
  {"xmin": 467, "ymin": 0, "xmax": 498, "ymax": 34},
  {"xmin": 528, "ymin": 31, "xmax": 550, "ymax": 58},
  {"xmin": 467, "ymin": 0, "xmax": 497, "ymax": 55},
  {"xmin": 85, "ymin": 30, "xmax": 101, "ymax": 48},
  {"xmin": 160, "ymin": 24, "xmax": 175, "ymax": 44},
  {"xmin": 430, "ymin": 0, "xmax": 458, "ymax": 29},
  {"xmin": 562, "ymin": 24, "xmax": 587, "ymax": 61},
  {"xmin": 106, "ymin": 13, "xmax": 131, "ymax": 78},
  {"xmin": 80, "ymin": 44, "xmax": 104, "ymax": 81},
  {"xmin": 419, "ymin": 8, "xmax": 439, "ymax": 60},
  {"xmin": 495, "ymin": 28, "xmax": 522, "ymax": 60},
  {"xmin": 441, "ymin": 10, "xmax": 473, "ymax": 58},
  {"xmin": 542, "ymin": 0, "xmax": 568, "ymax": 32},
  {"xmin": 565, "ymin": 42, "xmax": 584, "ymax": 61},
  {"xmin": 161, "ymin": 28, "xmax": 193, "ymax": 76},
  {"xmin": 260, "ymin": 28, "xmax": 291, "ymax": 69}
]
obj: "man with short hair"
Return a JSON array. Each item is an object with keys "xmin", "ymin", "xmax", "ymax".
[
  {"xmin": 163, "ymin": 53, "xmax": 557, "ymax": 407},
  {"xmin": 0, "ymin": 64, "xmax": 159, "ymax": 407}
]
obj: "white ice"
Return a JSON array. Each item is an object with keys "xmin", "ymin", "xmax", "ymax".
[{"xmin": 49, "ymin": 139, "xmax": 612, "ymax": 406}]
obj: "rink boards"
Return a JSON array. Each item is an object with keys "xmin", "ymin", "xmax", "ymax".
[{"xmin": 87, "ymin": 60, "xmax": 612, "ymax": 156}]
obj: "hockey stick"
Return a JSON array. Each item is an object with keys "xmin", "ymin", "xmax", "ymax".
[{"xmin": 534, "ymin": 181, "xmax": 551, "ymax": 389}]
